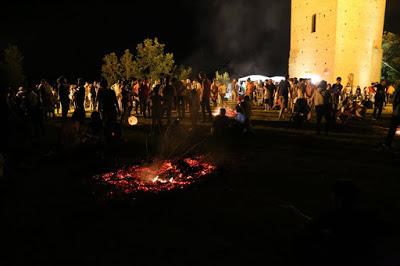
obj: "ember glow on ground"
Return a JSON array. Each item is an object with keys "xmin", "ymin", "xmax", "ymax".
[{"xmin": 94, "ymin": 157, "xmax": 216, "ymax": 197}]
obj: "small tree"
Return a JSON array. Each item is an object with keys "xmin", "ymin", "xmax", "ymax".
[
  {"xmin": 101, "ymin": 52, "xmax": 121, "ymax": 87},
  {"xmin": 215, "ymin": 71, "xmax": 230, "ymax": 85},
  {"xmin": 174, "ymin": 65, "xmax": 192, "ymax": 81},
  {"xmin": 135, "ymin": 38, "xmax": 175, "ymax": 80},
  {"xmin": 382, "ymin": 31, "xmax": 400, "ymax": 81},
  {"xmin": 1, "ymin": 45, "xmax": 25, "ymax": 88},
  {"xmin": 120, "ymin": 49, "xmax": 139, "ymax": 81}
]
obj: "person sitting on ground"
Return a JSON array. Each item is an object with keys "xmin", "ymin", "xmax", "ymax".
[
  {"xmin": 212, "ymin": 108, "xmax": 230, "ymax": 139},
  {"xmin": 58, "ymin": 110, "xmax": 82, "ymax": 151},
  {"xmin": 83, "ymin": 111, "xmax": 104, "ymax": 145},
  {"xmin": 241, "ymin": 95, "xmax": 252, "ymax": 120}
]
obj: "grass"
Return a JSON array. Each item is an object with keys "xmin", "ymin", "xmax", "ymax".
[{"xmin": 1, "ymin": 105, "xmax": 399, "ymax": 265}]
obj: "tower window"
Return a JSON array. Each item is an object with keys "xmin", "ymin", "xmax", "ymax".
[{"xmin": 311, "ymin": 14, "xmax": 317, "ymax": 33}]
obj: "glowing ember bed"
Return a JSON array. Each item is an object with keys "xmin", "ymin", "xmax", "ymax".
[{"xmin": 94, "ymin": 157, "xmax": 217, "ymax": 198}]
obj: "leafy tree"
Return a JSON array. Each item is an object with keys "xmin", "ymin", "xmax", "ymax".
[
  {"xmin": 101, "ymin": 52, "xmax": 121, "ymax": 87},
  {"xmin": 0, "ymin": 45, "xmax": 25, "ymax": 88},
  {"xmin": 382, "ymin": 31, "xmax": 400, "ymax": 81},
  {"xmin": 135, "ymin": 38, "xmax": 175, "ymax": 80},
  {"xmin": 174, "ymin": 65, "xmax": 192, "ymax": 81},
  {"xmin": 120, "ymin": 49, "xmax": 139, "ymax": 81},
  {"xmin": 215, "ymin": 70, "xmax": 230, "ymax": 85}
]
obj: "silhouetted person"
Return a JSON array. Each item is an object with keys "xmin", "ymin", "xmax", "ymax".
[
  {"xmin": 90, "ymin": 82, "xmax": 98, "ymax": 111},
  {"xmin": 121, "ymin": 81, "xmax": 133, "ymax": 124},
  {"xmin": 58, "ymin": 110, "xmax": 82, "ymax": 151},
  {"xmin": 278, "ymin": 75, "xmax": 290, "ymax": 119},
  {"xmin": 331, "ymin": 77, "xmax": 343, "ymax": 122},
  {"xmin": 241, "ymin": 95, "xmax": 252, "ymax": 121},
  {"xmin": 212, "ymin": 108, "xmax": 230, "ymax": 139},
  {"xmin": 373, "ymin": 80, "xmax": 386, "ymax": 120},
  {"xmin": 314, "ymin": 80, "xmax": 332, "ymax": 135},
  {"xmin": 199, "ymin": 72, "xmax": 212, "ymax": 122},
  {"xmin": 383, "ymin": 82, "xmax": 400, "ymax": 149},
  {"xmin": 175, "ymin": 78, "xmax": 186, "ymax": 119},
  {"xmin": 98, "ymin": 80, "xmax": 120, "ymax": 124},
  {"xmin": 292, "ymin": 180, "xmax": 377, "ymax": 266},
  {"xmin": 150, "ymin": 85, "xmax": 163, "ymax": 134},
  {"xmin": 104, "ymin": 112, "xmax": 122, "ymax": 166},
  {"xmin": 139, "ymin": 79, "xmax": 150, "ymax": 118},
  {"xmin": 75, "ymin": 78, "xmax": 86, "ymax": 117},
  {"xmin": 27, "ymin": 86, "xmax": 44, "ymax": 140},
  {"xmin": 84, "ymin": 111, "xmax": 103, "ymax": 146},
  {"xmin": 57, "ymin": 77, "xmax": 70, "ymax": 120},
  {"xmin": 162, "ymin": 76, "xmax": 175, "ymax": 125},
  {"xmin": 189, "ymin": 86, "xmax": 200, "ymax": 127}
]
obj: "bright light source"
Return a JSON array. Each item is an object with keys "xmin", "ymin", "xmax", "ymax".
[
  {"xmin": 396, "ymin": 128, "xmax": 400, "ymax": 137},
  {"xmin": 303, "ymin": 74, "xmax": 321, "ymax": 84},
  {"xmin": 128, "ymin": 116, "xmax": 138, "ymax": 126}
]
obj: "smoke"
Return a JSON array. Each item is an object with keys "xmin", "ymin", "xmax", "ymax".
[{"xmin": 186, "ymin": 0, "xmax": 291, "ymax": 78}]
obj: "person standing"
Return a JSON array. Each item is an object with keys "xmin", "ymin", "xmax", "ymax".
[
  {"xmin": 373, "ymin": 80, "xmax": 387, "ymax": 120},
  {"xmin": 211, "ymin": 79, "xmax": 219, "ymax": 108},
  {"xmin": 278, "ymin": 75, "xmax": 290, "ymax": 120},
  {"xmin": 231, "ymin": 79, "xmax": 239, "ymax": 102},
  {"xmin": 121, "ymin": 81, "xmax": 133, "ymax": 124},
  {"xmin": 313, "ymin": 80, "xmax": 332, "ymax": 135},
  {"xmin": 133, "ymin": 80, "xmax": 140, "ymax": 115},
  {"xmin": 75, "ymin": 78, "xmax": 86, "ymax": 112},
  {"xmin": 90, "ymin": 82, "xmax": 98, "ymax": 111},
  {"xmin": 98, "ymin": 80, "xmax": 120, "ymax": 124},
  {"xmin": 150, "ymin": 85, "xmax": 163, "ymax": 133},
  {"xmin": 57, "ymin": 77, "xmax": 70, "ymax": 121},
  {"xmin": 331, "ymin": 77, "xmax": 343, "ymax": 122},
  {"xmin": 199, "ymin": 72, "xmax": 212, "ymax": 122},
  {"xmin": 162, "ymin": 76, "xmax": 175, "ymax": 125},
  {"xmin": 189, "ymin": 85, "xmax": 200, "ymax": 127},
  {"xmin": 383, "ymin": 82, "xmax": 400, "ymax": 149},
  {"xmin": 176, "ymin": 79, "xmax": 186, "ymax": 119},
  {"xmin": 266, "ymin": 79, "xmax": 276, "ymax": 110},
  {"xmin": 139, "ymin": 79, "xmax": 150, "ymax": 118}
]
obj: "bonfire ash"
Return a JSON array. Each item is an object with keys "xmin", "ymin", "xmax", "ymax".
[{"xmin": 94, "ymin": 157, "xmax": 216, "ymax": 198}]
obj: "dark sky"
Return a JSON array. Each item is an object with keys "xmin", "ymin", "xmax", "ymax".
[{"xmin": 1, "ymin": 0, "xmax": 399, "ymax": 81}]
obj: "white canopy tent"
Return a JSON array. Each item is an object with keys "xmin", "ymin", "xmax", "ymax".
[{"xmin": 238, "ymin": 75, "xmax": 285, "ymax": 84}]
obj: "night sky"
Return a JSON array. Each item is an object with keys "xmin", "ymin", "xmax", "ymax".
[{"xmin": 1, "ymin": 0, "xmax": 399, "ymax": 81}]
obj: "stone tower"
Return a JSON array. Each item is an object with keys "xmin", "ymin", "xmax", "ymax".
[{"xmin": 289, "ymin": 0, "xmax": 386, "ymax": 88}]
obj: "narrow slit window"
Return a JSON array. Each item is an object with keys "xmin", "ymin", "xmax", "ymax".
[{"xmin": 312, "ymin": 14, "xmax": 317, "ymax": 33}]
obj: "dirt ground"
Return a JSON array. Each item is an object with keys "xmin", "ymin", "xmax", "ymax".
[{"xmin": 1, "ymin": 107, "xmax": 399, "ymax": 265}]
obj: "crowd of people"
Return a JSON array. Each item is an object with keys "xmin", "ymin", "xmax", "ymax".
[{"xmin": 1, "ymin": 71, "xmax": 400, "ymax": 155}]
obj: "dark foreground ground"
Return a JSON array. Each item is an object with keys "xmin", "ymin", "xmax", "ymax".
[{"xmin": 1, "ymin": 108, "xmax": 399, "ymax": 266}]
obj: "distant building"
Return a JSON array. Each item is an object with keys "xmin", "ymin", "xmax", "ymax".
[{"xmin": 289, "ymin": 0, "xmax": 386, "ymax": 89}]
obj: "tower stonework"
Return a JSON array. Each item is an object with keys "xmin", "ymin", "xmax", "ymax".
[{"xmin": 289, "ymin": 0, "xmax": 386, "ymax": 88}]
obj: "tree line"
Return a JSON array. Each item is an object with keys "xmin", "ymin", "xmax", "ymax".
[{"xmin": 101, "ymin": 38, "xmax": 192, "ymax": 86}]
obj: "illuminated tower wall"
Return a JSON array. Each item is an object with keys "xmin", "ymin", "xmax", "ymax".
[{"xmin": 289, "ymin": 0, "xmax": 386, "ymax": 88}]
